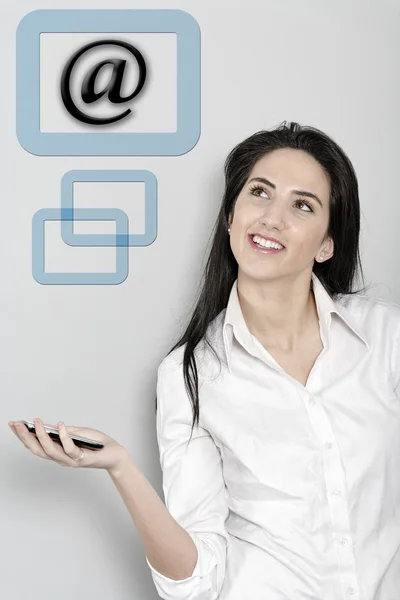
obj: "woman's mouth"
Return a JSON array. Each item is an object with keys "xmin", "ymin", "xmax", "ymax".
[{"xmin": 248, "ymin": 234, "xmax": 285, "ymax": 254}]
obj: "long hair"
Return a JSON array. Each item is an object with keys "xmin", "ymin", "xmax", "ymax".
[{"xmin": 154, "ymin": 120, "xmax": 371, "ymax": 438}]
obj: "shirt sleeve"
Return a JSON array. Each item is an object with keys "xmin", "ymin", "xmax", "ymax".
[{"xmin": 145, "ymin": 354, "xmax": 230, "ymax": 600}]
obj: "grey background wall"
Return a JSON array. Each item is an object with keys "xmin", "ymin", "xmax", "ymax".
[{"xmin": 1, "ymin": 0, "xmax": 399, "ymax": 598}]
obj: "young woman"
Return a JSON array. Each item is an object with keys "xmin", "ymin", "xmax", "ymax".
[{"xmin": 9, "ymin": 121, "xmax": 400, "ymax": 600}]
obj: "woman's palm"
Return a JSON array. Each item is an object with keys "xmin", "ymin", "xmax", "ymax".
[{"xmin": 8, "ymin": 419, "xmax": 129, "ymax": 473}]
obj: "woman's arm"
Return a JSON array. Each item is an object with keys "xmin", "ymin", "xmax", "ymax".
[
  {"xmin": 108, "ymin": 355, "xmax": 230, "ymax": 600},
  {"xmin": 108, "ymin": 454, "xmax": 198, "ymax": 581}
]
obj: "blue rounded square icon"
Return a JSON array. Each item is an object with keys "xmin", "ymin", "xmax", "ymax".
[
  {"xmin": 60, "ymin": 170, "xmax": 157, "ymax": 247},
  {"xmin": 32, "ymin": 207, "xmax": 129, "ymax": 285},
  {"xmin": 16, "ymin": 9, "xmax": 201, "ymax": 156}
]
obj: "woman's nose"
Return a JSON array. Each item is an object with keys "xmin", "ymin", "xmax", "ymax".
[{"xmin": 259, "ymin": 205, "xmax": 285, "ymax": 227}]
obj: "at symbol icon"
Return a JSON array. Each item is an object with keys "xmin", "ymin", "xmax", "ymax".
[{"xmin": 60, "ymin": 39, "xmax": 147, "ymax": 126}]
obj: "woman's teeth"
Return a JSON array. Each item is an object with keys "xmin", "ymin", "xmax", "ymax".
[{"xmin": 252, "ymin": 235, "xmax": 283, "ymax": 250}]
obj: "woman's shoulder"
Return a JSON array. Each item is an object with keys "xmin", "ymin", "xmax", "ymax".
[
  {"xmin": 341, "ymin": 290, "xmax": 400, "ymax": 345},
  {"xmin": 343, "ymin": 289, "xmax": 400, "ymax": 318}
]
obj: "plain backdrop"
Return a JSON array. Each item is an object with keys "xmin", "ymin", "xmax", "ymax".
[{"xmin": 1, "ymin": 1, "xmax": 399, "ymax": 599}]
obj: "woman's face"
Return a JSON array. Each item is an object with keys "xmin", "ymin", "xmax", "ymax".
[{"xmin": 227, "ymin": 148, "xmax": 334, "ymax": 281}]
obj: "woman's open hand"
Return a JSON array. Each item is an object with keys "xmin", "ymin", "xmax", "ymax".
[{"xmin": 8, "ymin": 419, "xmax": 130, "ymax": 474}]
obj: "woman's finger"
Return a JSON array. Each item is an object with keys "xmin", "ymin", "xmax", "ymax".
[
  {"xmin": 11, "ymin": 422, "xmax": 52, "ymax": 459},
  {"xmin": 33, "ymin": 419, "xmax": 76, "ymax": 463},
  {"xmin": 57, "ymin": 422, "xmax": 86, "ymax": 461}
]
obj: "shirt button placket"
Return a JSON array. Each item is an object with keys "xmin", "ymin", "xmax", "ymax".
[
  {"xmin": 347, "ymin": 587, "xmax": 356, "ymax": 595},
  {"xmin": 305, "ymin": 391, "xmax": 360, "ymax": 599}
]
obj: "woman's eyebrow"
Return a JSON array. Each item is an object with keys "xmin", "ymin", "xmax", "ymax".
[{"xmin": 247, "ymin": 176, "xmax": 323, "ymax": 208}]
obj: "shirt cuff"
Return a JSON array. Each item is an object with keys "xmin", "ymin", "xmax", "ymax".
[{"xmin": 145, "ymin": 531, "xmax": 219, "ymax": 600}]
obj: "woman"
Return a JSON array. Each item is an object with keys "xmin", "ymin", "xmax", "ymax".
[{"xmin": 9, "ymin": 121, "xmax": 400, "ymax": 600}]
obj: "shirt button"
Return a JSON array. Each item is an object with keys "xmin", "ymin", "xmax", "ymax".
[
  {"xmin": 308, "ymin": 398, "xmax": 316, "ymax": 406},
  {"xmin": 325, "ymin": 442, "xmax": 332, "ymax": 449},
  {"xmin": 333, "ymin": 489, "xmax": 341, "ymax": 496},
  {"xmin": 341, "ymin": 537, "xmax": 349, "ymax": 546}
]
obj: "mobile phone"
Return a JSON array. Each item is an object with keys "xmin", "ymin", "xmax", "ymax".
[{"xmin": 21, "ymin": 420, "xmax": 104, "ymax": 450}]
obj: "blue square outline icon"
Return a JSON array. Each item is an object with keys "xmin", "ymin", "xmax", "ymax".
[
  {"xmin": 60, "ymin": 169, "xmax": 157, "ymax": 247},
  {"xmin": 32, "ymin": 207, "xmax": 129, "ymax": 284},
  {"xmin": 16, "ymin": 9, "xmax": 201, "ymax": 156}
]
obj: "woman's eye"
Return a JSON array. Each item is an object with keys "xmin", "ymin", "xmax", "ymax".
[
  {"xmin": 250, "ymin": 186, "xmax": 268, "ymax": 197},
  {"xmin": 295, "ymin": 199, "xmax": 313, "ymax": 212}
]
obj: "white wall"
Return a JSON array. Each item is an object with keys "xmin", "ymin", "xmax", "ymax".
[{"xmin": 2, "ymin": 0, "xmax": 399, "ymax": 598}]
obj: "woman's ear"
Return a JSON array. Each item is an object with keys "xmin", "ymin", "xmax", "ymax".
[{"xmin": 322, "ymin": 237, "xmax": 334, "ymax": 260}]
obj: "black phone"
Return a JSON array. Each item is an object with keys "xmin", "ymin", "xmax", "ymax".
[{"xmin": 21, "ymin": 420, "xmax": 104, "ymax": 450}]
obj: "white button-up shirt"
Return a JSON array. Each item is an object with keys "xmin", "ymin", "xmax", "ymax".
[{"xmin": 146, "ymin": 272, "xmax": 400, "ymax": 600}]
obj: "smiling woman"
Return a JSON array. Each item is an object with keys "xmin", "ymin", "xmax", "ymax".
[
  {"xmin": 160, "ymin": 120, "xmax": 369, "ymax": 429},
  {"xmin": 147, "ymin": 120, "xmax": 400, "ymax": 599}
]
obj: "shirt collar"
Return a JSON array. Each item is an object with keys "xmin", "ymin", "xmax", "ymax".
[{"xmin": 222, "ymin": 272, "xmax": 370, "ymax": 375}]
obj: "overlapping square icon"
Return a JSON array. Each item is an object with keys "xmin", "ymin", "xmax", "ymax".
[
  {"xmin": 60, "ymin": 170, "xmax": 157, "ymax": 247},
  {"xmin": 32, "ymin": 207, "xmax": 129, "ymax": 285},
  {"xmin": 16, "ymin": 9, "xmax": 200, "ymax": 156},
  {"xmin": 32, "ymin": 169, "xmax": 157, "ymax": 285}
]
